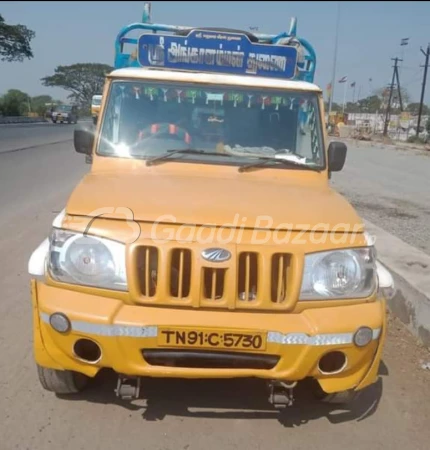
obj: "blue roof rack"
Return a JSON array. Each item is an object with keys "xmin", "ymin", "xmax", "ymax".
[{"xmin": 114, "ymin": 2, "xmax": 316, "ymax": 83}]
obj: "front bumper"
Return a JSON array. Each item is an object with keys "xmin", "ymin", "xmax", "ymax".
[{"xmin": 32, "ymin": 280, "xmax": 386, "ymax": 394}]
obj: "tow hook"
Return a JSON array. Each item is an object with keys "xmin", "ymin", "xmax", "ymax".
[
  {"xmin": 268, "ymin": 381, "xmax": 297, "ymax": 408},
  {"xmin": 115, "ymin": 375, "xmax": 141, "ymax": 400}
]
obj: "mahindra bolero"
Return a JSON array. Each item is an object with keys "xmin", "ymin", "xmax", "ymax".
[{"xmin": 28, "ymin": 15, "xmax": 394, "ymax": 407}]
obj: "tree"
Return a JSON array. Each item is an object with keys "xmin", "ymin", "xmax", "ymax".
[
  {"xmin": 345, "ymin": 102, "xmax": 360, "ymax": 113},
  {"xmin": 0, "ymin": 14, "xmax": 35, "ymax": 62},
  {"xmin": 31, "ymin": 95, "xmax": 56, "ymax": 117},
  {"xmin": 0, "ymin": 89, "xmax": 30, "ymax": 116},
  {"xmin": 406, "ymin": 102, "xmax": 430, "ymax": 116},
  {"xmin": 324, "ymin": 101, "xmax": 342, "ymax": 112},
  {"xmin": 41, "ymin": 63, "xmax": 113, "ymax": 108},
  {"xmin": 375, "ymin": 86, "xmax": 410, "ymax": 110},
  {"xmin": 357, "ymin": 95, "xmax": 382, "ymax": 113}
]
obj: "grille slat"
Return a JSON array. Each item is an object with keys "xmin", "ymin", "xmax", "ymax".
[
  {"xmin": 170, "ymin": 249, "xmax": 192, "ymax": 299},
  {"xmin": 211, "ymin": 269, "xmax": 217, "ymax": 300},
  {"xmin": 277, "ymin": 254, "xmax": 284, "ymax": 302},
  {"xmin": 203, "ymin": 268, "xmax": 225, "ymax": 300},
  {"xmin": 245, "ymin": 253, "xmax": 250, "ymax": 301},
  {"xmin": 178, "ymin": 249, "xmax": 184, "ymax": 299},
  {"xmin": 138, "ymin": 246, "xmax": 158, "ymax": 298},
  {"xmin": 145, "ymin": 247, "xmax": 150, "ymax": 297},
  {"xmin": 271, "ymin": 253, "xmax": 291, "ymax": 304},
  {"xmin": 238, "ymin": 252, "xmax": 258, "ymax": 302}
]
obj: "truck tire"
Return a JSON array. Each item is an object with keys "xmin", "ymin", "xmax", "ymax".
[{"xmin": 37, "ymin": 364, "xmax": 89, "ymax": 394}]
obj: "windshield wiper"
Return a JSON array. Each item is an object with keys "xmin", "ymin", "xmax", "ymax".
[
  {"xmin": 146, "ymin": 149, "xmax": 232, "ymax": 166},
  {"xmin": 238, "ymin": 156, "xmax": 321, "ymax": 173}
]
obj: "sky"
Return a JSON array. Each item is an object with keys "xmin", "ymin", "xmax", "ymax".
[{"xmin": 1, "ymin": 1, "xmax": 430, "ymax": 105}]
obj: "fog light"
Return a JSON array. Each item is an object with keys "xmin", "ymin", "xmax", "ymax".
[
  {"xmin": 49, "ymin": 313, "xmax": 71, "ymax": 333},
  {"xmin": 353, "ymin": 327, "xmax": 373, "ymax": 347}
]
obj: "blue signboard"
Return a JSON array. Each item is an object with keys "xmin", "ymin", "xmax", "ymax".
[{"xmin": 137, "ymin": 29, "xmax": 298, "ymax": 79}]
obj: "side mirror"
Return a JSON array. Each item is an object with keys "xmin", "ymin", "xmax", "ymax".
[
  {"xmin": 328, "ymin": 141, "xmax": 347, "ymax": 172},
  {"xmin": 74, "ymin": 125, "xmax": 94, "ymax": 157}
]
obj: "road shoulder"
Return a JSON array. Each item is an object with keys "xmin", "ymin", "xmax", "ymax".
[{"xmin": 365, "ymin": 219, "xmax": 430, "ymax": 349}]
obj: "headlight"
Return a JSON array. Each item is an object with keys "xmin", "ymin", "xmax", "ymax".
[
  {"xmin": 48, "ymin": 228, "xmax": 127, "ymax": 291},
  {"xmin": 299, "ymin": 247, "xmax": 376, "ymax": 300}
]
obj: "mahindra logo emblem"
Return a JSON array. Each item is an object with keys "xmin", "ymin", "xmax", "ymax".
[{"xmin": 201, "ymin": 248, "xmax": 232, "ymax": 263}]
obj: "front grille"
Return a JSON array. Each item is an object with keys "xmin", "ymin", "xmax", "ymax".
[
  {"xmin": 134, "ymin": 245, "xmax": 294, "ymax": 310},
  {"xmin": 142, "ymin": 349, "xmax": 280, "ymax": 370}
]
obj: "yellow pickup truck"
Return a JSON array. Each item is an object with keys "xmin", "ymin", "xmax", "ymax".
[{"xmin": 28, "ymin": 13, "xmax": 393, "ymax": 408}]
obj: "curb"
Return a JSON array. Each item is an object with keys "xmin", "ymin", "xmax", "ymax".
[
  {"xmin": 0, "ymin": 117, "xmax": 48, "ymax": 125},
  {"xmin": 364, "ymin": 219, "xmax": 430, "ymax": 349},
  {"xmin": 341, "ymin": 137, "xmax": 430, "ymax": 153}
]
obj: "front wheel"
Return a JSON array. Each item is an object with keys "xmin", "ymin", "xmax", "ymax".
[{"xmin": 37, "ymin": 364, "xmax": 89, "ymax": 394}]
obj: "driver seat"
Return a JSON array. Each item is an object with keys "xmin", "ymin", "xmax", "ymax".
[{"xmin": 138, "ymin": 123, "xmax": 192, "ymax": 145}]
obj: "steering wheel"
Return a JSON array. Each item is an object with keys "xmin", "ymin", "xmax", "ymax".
[{"xmin": 138, "ymin": 123, "xmax": 192, "ymax": 145}]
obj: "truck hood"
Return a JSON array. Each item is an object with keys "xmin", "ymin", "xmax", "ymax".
[{"xmin": 65, "ymin": 171, "xmax": 364, "ymax": 232}]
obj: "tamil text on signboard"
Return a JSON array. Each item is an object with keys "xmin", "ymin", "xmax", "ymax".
[{"xmin": 138, "ymin": 30, "xmax": 298, "ymax": 79}]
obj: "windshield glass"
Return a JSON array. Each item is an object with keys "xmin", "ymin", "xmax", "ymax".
[
  {"xmin": 56, "ymin": 105, "xmax": 72, "ymax": 112},
  {"xmin": 98, "ymin": 80, "xmax": 325, "ymax": 169}
]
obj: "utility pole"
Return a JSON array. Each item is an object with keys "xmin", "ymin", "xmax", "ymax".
[
  {"xmin": 395, "ymin": 60, "xmax": 403, "ymax": 112},
  {"xmin": 328, "ymin": 2, "xmax": 341, "ymax": 117},
  {"xmin": 383, "ymin": 57, "xmax": 402, "ymax": 136},
  {"xmin": 416, "ymin": 44, "xmax": 430, "ymax": 138}
]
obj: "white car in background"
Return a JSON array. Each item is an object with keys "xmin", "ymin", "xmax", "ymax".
[{"xmin": 51, "ymin": 105, "xmax": 78, "ymax": 124}]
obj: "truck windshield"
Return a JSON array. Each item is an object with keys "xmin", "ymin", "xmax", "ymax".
[
  {"xmin": 57, "ymin": 105, "xmax": 72, "ymax": 112},
  {"xmin": 97, "ymin": 80, "xmax": 325, "ymax": 170}
]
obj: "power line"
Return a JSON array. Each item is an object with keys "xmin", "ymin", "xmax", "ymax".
[
  {"xmin": 402, "ymin": 73, "xmax": 424, "ymax": 88},
  {"xmin": 398, "ymin": 66, "xmax": 422, "ymax": 71}
]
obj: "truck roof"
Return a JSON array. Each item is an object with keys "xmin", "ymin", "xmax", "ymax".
[{"xmin": 108, "ymin": 67, "xmax": 322, "ymax": 93}]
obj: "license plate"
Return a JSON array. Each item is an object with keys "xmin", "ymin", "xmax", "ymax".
[{"xmin": 157, "ymin": 327, "xmax": 267, "ymax": 351}]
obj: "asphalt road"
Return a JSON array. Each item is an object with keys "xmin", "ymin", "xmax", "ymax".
[
  {"xmin": 0, "ymin": 126, "xmax": 429, "ymax": 450},
  {"xmin": 0, "ymin": 122, "xmax": 75, "ymax": 154},
  {"xmin": 331, "ymin": 140, "xmax": 430, "ymax": 255}
]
